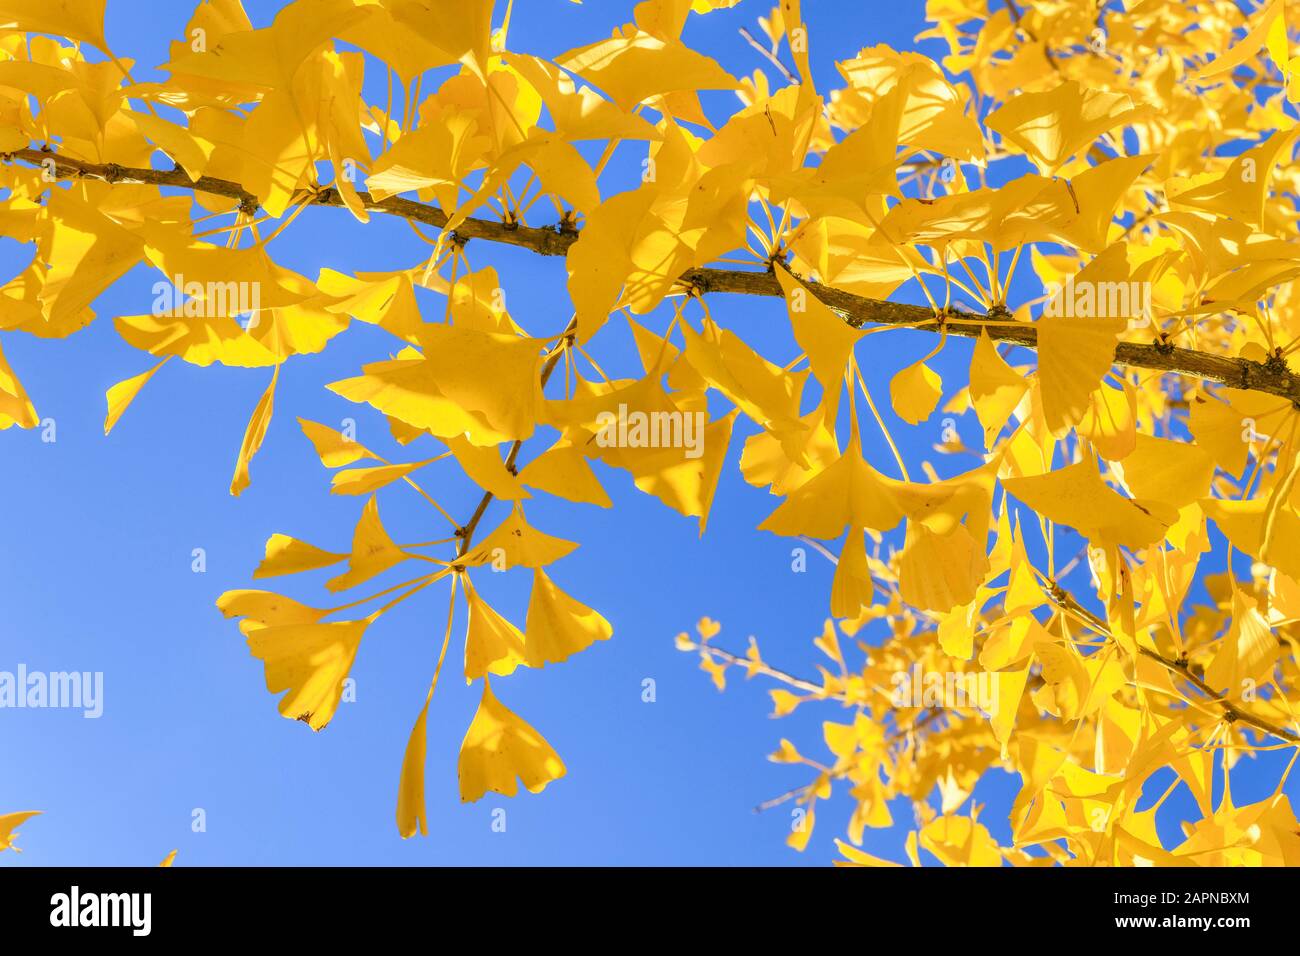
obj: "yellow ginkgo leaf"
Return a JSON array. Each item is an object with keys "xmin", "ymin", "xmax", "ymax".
[
  {"xmin": 1002, "ymin": 459, "xmax": 1174, "ymax": 551},
  {"xmin": 835, "ymin": 45, "xmax": 985, "ymax": 164},
  {"xmin": 985, "ymin": 80, "xmax": 1146, "ymax": 176},
  {"xmin": 770, "ymin": 738, "xmax": 802, "ymax": 764},
  {"xmin": 889, "ymin": 357, "xmax": 943, "ymax": 425},
  {"xmin": 740, "ymin": 406, "xmax": 840, "ymax": 497},
  {"xmin": 770, "ymin": 688, "xmax": 802, "ymax": 716},
  {"xmin": 779, "ymin": 0, "xmax": 811, "ymax": 84},
  {"xmin": 246, "ymin": 619, "xmax": 369, "ymax": 731},
  {"xmin": 980, "ymin": 613, "xmax": 1050, "ymax": 672},
  {"xmin": 988, "ymin": 663, "xmax": 1031, "ymax": 747},
  {"xmin": 701, "ymin": 651, "xmax": 728, "ymax": 690},
  {"xmin": 104, "ymin": 356, "xmax": 170, "ymax": 436},
  {"xmin": 254, "ymin": 533, "xmax": 346, "ymax": 579},
  {"xmin": 557, "ymin": 28, "xmax": 739, "ymax": 111},
  {"xmin": 230, "ymin": 363, "xmax": 280, "ymax": 497},
  {"xmin": 918, "ymin": 814, "xmax": 1003, "ymax": 867},
  {"xmin": 216, "ymin": 589, "xmax": 328, "ymax": 628},
  {"xmin": 330, "ymin": 458, "xmax": 436, "ymax": 496},
  {"xmin": 338, "ymin": 2, "xmax": 457, "ymax": 84},
  {"xmin": 1116, "ymin": 434, "xmax": 1214, "ymax": 508},
  {"xmin": 1204, "ymin": 498, "xmax": 1300, "ymax": 582},
  {"xmin": 318, "ymin": 270, "xmax": 423, "ymax": 344},
  {"xmin": 396, "ymin": 696, "xmax": 432, "ymax": 839},
  {"xmin": 937, "ymin": 603, "xmax": 976, "ymax": 660},
  {"xmin": 39, "ymin": 190, "xmax": 144, "ymax": 327},
  {"xmin": 1077, "ymin": 381, "xmax": 1137, "ymax": 461},
  {"xmin": 457, "ymin": 135, "xmax": 601, "ymax": 230},
  {"xmin": 601, "ymin": 410, "xmax": 738, "ymax": 534},
  {"xmin": 776, "ymin": 265, "xmax": 861, "ymax": 419},
  {"xmin": 331, "ymin": 327, "xmax": 544, "ymax": 444},
  {"xmin": 132, "ymin": 112, "xmax": 216, "ymax": 180},
  {"xmin": 0, "ymin": 810, "xmax": 41, "ymax": 852},
  {"xmin": 0, "ymin": 0, "xmax": 106, "ymax": 48},
  {"xmin": 326, "ymin": 496, "xmax": 409, "ymax": 593},
  {"xmin": 365, "ymin": 109, "xmax": 491, "ymax": 206},
  {"xmin": 523, "ymin": 568, "xmax": 613, "ymax": 667},
  {"xmin": 0, "ymin": 338, "xmax": 39, "ymax": 430},
  {"xmin": 1042, "ymin": 154, "xmax": 1153, "ymax": 254},
  {"xmin": 1189, "ymin": 392, "xmax": 1251, "ymax": 478},
  {"xmin": 162, "ymin": 0, "xmax": 365, "ymax": 89},
  {"xmin": 759, "ymin": 436, "xmax": 905, "ymax": 539},
  {"xmin": 1033, "ymin": 641, "xmax": 1091, "ymax": 721},
  {"xmin": 138, "ymin": 226, "xmax": 317, "ymax": 315},
  {"xmin": 969, "ymin": 330, "xmax": 1026, "ymax": 449},
  {"xmin": 518, "ymin": 439, "xmax": 612, "ymax": 508},
  {"xmin": 897, "ymin": 521, "xmax": 985, "ymax": 613},
  {"xmin": 787, "ymin": 800, "xmax": 816, "ymax": 852},
  {"xmin": 1168, "ymin": 127, "xmax": 1300, "ymax": 227},
  {"xmin": 388, "ymin": 0, "xmax": 495, "ymax": 80},
  {"xmin": 680, "ymin": 318, "xmax": 807, "ymax": 454},
  {"xmin": 298, "ymin": 418, "xmax": 377, "ymax": 468},
  {"xmin": 564, "ymin": 190, "xmax": 652, "ymax": 343},
  {"xmin": 417, "ymin": 325, "xmax": 545, "ymax": 440},
  {"xmin": 446, "ymin": 435, "xmax": 529, "ymax": 501},
  {"xmin": 463, "ymin": 577, "xmax": 527, "ymax": 680},
  {"xmin": 1195, "ymin": 0, "xmax": 1288, "ymax": 80},
  {"xmin": 801, "ymin": 86, "xmax": 907, "ymax": 202},
  {"xmin": 1204, "ymin": 590, "xmax": 1279, "ymax": 697},
  {"xmin": 505, "ymin": 52, "xmax": 663, "ymax": 142},
  {"xmin": 114, "ymin": 312, "xmax": 277, "ymax": 370},
  {"xmin": 835, "ymin": 839, "xmax": 903, "ymax": 867},
  {"xmin": 697, "ymin": 617, "xmax": 722, "ymax": 640},
  {"xmin": 830, "ymin": 530, "xmax": 873, "ymax": 619},
  {"xmin": 461, "ymin": 508, "xmax": 579, "ymax": 570},
  {"xmin": 458, "ymin": 678, "xmax": 566, "ymax": 802},
  {"xmin": 329, "ymin": 354, "xmax": 508, "ymax": 447},
  {"xmin": 1036, "ymin": 244, "xmax": 1129, "ymax": 436}
]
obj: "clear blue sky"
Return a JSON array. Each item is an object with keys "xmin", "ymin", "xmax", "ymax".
[{"xmin": 0, "ymin": 0, "xmax": 1289, "ymax": 867}]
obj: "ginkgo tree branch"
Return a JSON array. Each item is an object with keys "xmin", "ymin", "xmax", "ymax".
[
  {"xmin": 1046, "ymin": 582, "xmax": 1300, "ymax": 744},
  {"xmin": 453, "ymin": 319, "xmax": 574, "ymax": 559},
  {"xmin": 738, "ymin": 26, "xmax": 798, "ymax": 84},
  {"xmin": 753, "ymin": 709, "xmax": 944, "ymax": 813},
  {"xmin": 687, "ymin": 629, "xmax": 948, "ymax": 813},
  {"xmin": 684, "ymin": 639, "xmax": 854, "ymax": 702},
  {"xmin": 10, "ymin": 147, "xmax": 1300, "ymax": 406}
]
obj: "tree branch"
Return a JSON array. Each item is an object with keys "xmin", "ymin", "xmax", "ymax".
[
  {"xmin": 454, "ymin": 319, "xmax": 573, "ymax": 560},
  {"xmin": 1046, "ymin": 583, "xmax": 1300, "ymax": 743},
  {"xmin": 752, "ymin": 709, "xmax": 944, "ymax": 813},
  {"xmin": 8, "ymin": 147, "xmax": 1300, "ymax": 405},
  {"xmin": 738, "ymin": 26, "xmax": 798, "ymax": 85}
]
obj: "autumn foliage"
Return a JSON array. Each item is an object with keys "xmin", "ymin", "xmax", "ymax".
[{"xmin": 4, "ymin": 0, "xmax": 1300, "ymax": 866}]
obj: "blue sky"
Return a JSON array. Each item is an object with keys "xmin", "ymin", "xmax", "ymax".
[{"xmin": 0, "ymin": 0, "xmax": 1290, "ymax": 867}]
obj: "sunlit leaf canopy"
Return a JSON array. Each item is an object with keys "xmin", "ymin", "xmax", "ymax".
[{"xmin": 5, "ymin": 0, "xmax": 1300, "ymax": 865}]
